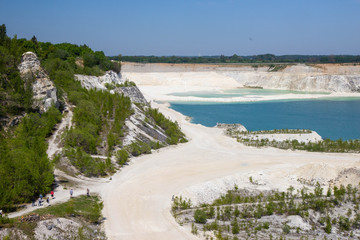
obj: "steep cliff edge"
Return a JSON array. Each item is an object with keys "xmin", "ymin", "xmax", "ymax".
[
  {"xmin": 18, "ymin": 52, "xmax": 59, "ymax": 112},
  {"xmin": 122, "ymin": 62, "xmax": 360, "ymax": 93}
]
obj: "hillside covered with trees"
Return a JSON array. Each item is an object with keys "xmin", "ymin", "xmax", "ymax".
[{"xmin": 0, "ymin": 24, "xmax": 185, "ymax": 210}]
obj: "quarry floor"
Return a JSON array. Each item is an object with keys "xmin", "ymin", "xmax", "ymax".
[{"xmin": 101, "ymin": 101, "xmax": 360, "ymax": 240}]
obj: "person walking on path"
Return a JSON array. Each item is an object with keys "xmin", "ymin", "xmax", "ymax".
[
  {"xmin": 70, "ymin": 189, "xmax": 73, "ymax": 198},
  {"xmin": 46, "ymin": 197, "xmax": 50, "ymax": 206},
  {"xmin": 87, "ymin": 188, "xmax": 90, "ymax": 197},
  {"xmin": 38, "ymin": 197, "xmax": 42, "ymax": 206},
  {"xmin": 51, "ymin": 191, "xmax": 54, "ymax": 199},
  {"xmin": 39, "ymin": 194, "xmax": 43, "ymax": 201},
  {"xmin": 31, "ymin": 197, "xmax": 36, "ymax": 207}
]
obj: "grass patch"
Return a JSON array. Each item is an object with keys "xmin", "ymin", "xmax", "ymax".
[{"xmin": 33, "ymin": 195, "xmax": 103, "ymax": 223}]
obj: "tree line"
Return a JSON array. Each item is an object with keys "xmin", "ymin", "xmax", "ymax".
[{"xmin": 111, "ymin": 53, "xmax": 360, "ymax": 64}]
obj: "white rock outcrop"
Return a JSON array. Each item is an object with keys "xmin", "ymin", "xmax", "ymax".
[
  {"xmin": 74, "ymin": 71, "xmax": 124, "ymax": 90},
  {"xmin": 18, "ymin": 52, "xmax": 59, "ymax": 112},
  {"xmin": 34, "ymin": 218, "xmax": 82, "ymax": 240},
  {"xmin": 75, "ymin": 71, "xmax": 148, "ymax": 104}
]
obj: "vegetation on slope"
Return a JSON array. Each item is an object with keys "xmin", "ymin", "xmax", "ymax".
[
  {"xmin": 146, "ymin": 107, "xmax": 187, "ymax": 144},
  {"xmin": 226, "ymin": 127, "xmax": 360, "ymax": 153},
  {"xmin": 0, "ymin": 107, "xmax": 61, "ymax": 210},
  {"xmin": 0, "ymin": 23, "xmax": 121, "ymax": 208},
  {"xmin": 1, "ymin": 24, "xmax": 187, "ymax": 209},
  {"xmin": 173, "ymin": 183, "xmax": 360, "ymax": 239},
  {"xmin": 239, "ymin": 137, "xmax": 360, "ymax": 153}
]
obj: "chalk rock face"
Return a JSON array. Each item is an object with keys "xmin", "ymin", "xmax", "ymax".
[
  {"xmin": 18, "ymin": 52, "xmax": 59, "ymax": 112},
  {"xmin": 122, "ymin": 62, "xmax": 360, "ymax": 93},
  {"xmin": 75, "ymin": 71, "xmax": 148, "ymax": 104},
  {"xmin": 118, "ymin": 86, "xmax": 148, "ymax": 104},
  {"xmin": 74, "ymin": 70, "xmax": 124, "ymax": 91},
  {"xmin": 226, "ymin": 72, "xmax": 360, "ymax": 93}
]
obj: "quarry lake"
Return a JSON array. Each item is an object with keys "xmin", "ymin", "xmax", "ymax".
[
  {"xmin": 170, "ymin": 88, "xmax": 330, "ymax": 98},
  {"xmin": 170, "ymin": 98, "xmax": 360, "ymax": 140}
]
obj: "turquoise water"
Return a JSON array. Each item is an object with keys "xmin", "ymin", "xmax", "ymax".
[
  {"xmin": 169, "ymin": 88, "xmax": 330, "ymax": 99},
  {"xmin": 170, "ymin": 99, "xmax": 360, "ymax": 140}
]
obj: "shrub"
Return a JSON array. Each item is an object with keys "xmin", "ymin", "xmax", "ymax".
[
  {"xmin": 282, "ymin": 224, "xmax": 291, "ymax": 234},
  {"xmin": 339, "ymin": 216, "xmax": 350, "ymax": 231},
  {"xmin": 325, "ymin": 217, "xmax": 332, "ymax": 234},
  {"xmin": 116, "ymin": 149, "xmax": 129, "ymax": 166},
  {"xmin": 194, "ymin": 209, "xmax": 207, "ymax": 224},
  {"xmin": 231, "ymin": 218, "xmax": 240, "ymax": 234}
]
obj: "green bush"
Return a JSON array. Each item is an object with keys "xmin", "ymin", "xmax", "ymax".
[
  {"xmin": 231, "ymin": 218, "xmax": 240, "ymax": 234},
  {"xmin": 127, "ymin": 141, "xmax": 151, "ymax": 156},
  {"xmin": 339, "ymin": 215, "xmax": 350, "ymax": 231},
  {"xmin": 194, "ymin": 209, "xmax": 207, "ymax": 224},
  {"xmin": 282, "ymin": 224, "xmax": 291, "ymax": 234},
  {"xmin": 116, "ymin": 149, "xmax": 129, "ymax": 166},
  {"xmin": 325, "ymin": 217, "xmax": 332, "ymax": 234}
]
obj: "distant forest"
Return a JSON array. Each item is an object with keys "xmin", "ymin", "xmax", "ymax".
[{"xmin": 110, "ymin": 54, "xmax": 360, "ymax": 64}]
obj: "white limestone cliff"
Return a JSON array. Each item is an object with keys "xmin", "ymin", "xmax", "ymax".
[{"xmin": 18, "ymin": 52, "xmax": 59, "ymax": 112}]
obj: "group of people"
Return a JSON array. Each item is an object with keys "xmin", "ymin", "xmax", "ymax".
[
  {"xmin": 29, "ymin": 188, "xmax": 90, "ymax": 208},
  {"xmin": 0, "ymin": 188, "xmax": 92, "ymax": 218},
  {"xmin": 32, "ymin": 191, "xmax": 55, "ymax": 207}
]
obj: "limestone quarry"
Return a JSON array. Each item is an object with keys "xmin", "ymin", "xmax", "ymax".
[{"xmin": 121, "ymin": 62, "xmax": 360, "ymax": 96}]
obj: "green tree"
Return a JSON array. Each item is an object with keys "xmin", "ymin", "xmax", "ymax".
[{"xmin": 0, "ymin": 24, "xmax": 6, "ymax": 45}]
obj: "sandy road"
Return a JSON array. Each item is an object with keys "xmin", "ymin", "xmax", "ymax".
[{"xmin": 101, "ymin": 103, "xmax": 360, "ymax": 240}]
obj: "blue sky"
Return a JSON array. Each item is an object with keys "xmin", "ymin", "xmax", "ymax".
[{"xmin": 1, "ymin": 0, "xmax": 359, "ymax": 56}]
